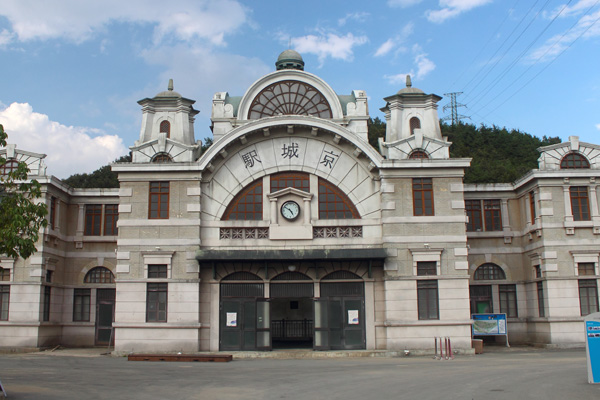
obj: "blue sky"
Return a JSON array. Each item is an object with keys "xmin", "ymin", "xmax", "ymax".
[{"xmin": 1, "ymin": 0, "xmax": 599, "ymax": 178}]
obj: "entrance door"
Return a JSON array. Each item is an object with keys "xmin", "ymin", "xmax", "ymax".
[
  {"xmin": 313, "ymin": 297, "xmax": 365, "ymax": 350},
  {"xmin": 220, "ymin": 298, "xmax": 271, "ymax": 351},
  {"xmin": 95, "ymin": 289, "xmax": 115, "ymax": 346}
]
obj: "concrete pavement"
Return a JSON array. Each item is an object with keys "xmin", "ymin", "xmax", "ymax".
[{"xmin": 0, "ymin": 347, "xmax": 598, "ymax": 399}]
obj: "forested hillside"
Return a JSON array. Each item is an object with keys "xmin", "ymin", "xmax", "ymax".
[{"xmin": 368, "ymin": 118, "xmax": 561, "ymax": 183}]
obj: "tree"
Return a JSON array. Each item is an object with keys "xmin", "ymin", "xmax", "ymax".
[
  {"xmin": 64, "ymin": 154, "xmax": 131, "ymax": 188},
  {"xmin": 367, "ymin": 117, "xmax": 386, "ymax": 151},
  {"xmin": 0, "ymin": 124, "xmax": 48, "ymax": 259}
]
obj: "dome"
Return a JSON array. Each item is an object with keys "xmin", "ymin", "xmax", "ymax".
[
  {"xmin": 275, "ymin": 49, "xmax": 305, "ymax": 71},
  {"xmin": 397, "ymin": 75, "xmax": 424, "ymax": 95},
  {"xmin": 155, "ymin": 79, "xmax": 182, "ymax": 98}
]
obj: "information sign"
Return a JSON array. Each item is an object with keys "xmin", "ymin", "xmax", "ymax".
[
  {"xmin": 584, "ymin": 312, "xmax": 600, "ymax": 384},
  {"xmin": 472, "ymin": 313, "xmax": 510, "ymax": 347}
]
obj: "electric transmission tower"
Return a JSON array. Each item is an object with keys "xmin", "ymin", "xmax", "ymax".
[{"xmin": 442, "ymin": 92, "xmax": 469, "ymax": 125}]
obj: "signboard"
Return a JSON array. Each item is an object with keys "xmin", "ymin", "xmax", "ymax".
[
  {"xmin": 472, "ymin": 313, "xmax": 510, "ymax": 347},
  {"xmin": 584, "ymin": 312, "xmax": 600, "ymax": 384},
  {"xmin": 348, "ymin": 310, "xmax": 359, "ymax": 325},
  {"xmin": 226, "ymin": 312, "xmax": 237, "ymax": 327}
]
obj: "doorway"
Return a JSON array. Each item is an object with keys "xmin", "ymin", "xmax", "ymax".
[{"xmin": 95, "ymin": 288, "xmax": 115, "ymax": 346}]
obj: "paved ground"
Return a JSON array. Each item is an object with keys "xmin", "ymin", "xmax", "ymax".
[{"xmin": 0, "ymin": 347, "xmax": 599, "ymax": 399}]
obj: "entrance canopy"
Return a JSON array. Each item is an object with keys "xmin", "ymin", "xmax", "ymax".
[{"xmin": 196, "ymin": 248, "xmax": 388, "ymax": 262}]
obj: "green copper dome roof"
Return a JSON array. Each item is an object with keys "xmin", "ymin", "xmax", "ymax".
[{"xmin": 276, "ymin": 50, "xmax": 305, "ymax": 71}]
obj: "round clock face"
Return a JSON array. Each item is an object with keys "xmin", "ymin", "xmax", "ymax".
[{"xmin": 281, "ymin": 200, "xmax": 300, "ymax": 221}]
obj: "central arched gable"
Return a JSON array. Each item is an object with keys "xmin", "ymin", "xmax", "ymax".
[
  {"xmin": 199, "ymin": 118, "xmax": 383, "ymax": 221},
  {"xmin": 237, "ymin": 70, "xmax": 345, "ymax": 121}
]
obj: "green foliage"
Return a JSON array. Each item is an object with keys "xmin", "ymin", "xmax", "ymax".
[
  {"xmin": 0, "ymin": 124, "xmax": 48, "ymax": 259},
  {"xmin": 442, "ymin": 122, "xmax": 561, "ymax": 183},
  {"xmin": 64, "ymin": 154, "xmax": 131, "ymax": 188},
  {"xmin": 200, "ymin": 137, "xmax": 213, "ymax": 154},
  {"xmin": 368, "ymin": 117, "xmax": 386, "ymax": 151}
]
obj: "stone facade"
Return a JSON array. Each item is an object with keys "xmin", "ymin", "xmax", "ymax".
[{"xmin": 1, "ymin": 51, "xmax": 598, "ymax": 353}]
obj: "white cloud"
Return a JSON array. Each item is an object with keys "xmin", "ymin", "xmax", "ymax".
[
  {"xmin": 291, "ymin": 32, "xmax": 368, "ymax": 65},
  {"xmin": 384, "ymin": 45, "xmax": 436, "ymax": 85},
  {"xmin": 0, "ymin": 29, "xmax": 14, "ymax": 47},
  {"xmin": 0, "ymin": 102, "xmax": 127, "ymax": 179},
  {"xmin": 0, "ymin": 0, "xmax": 249, "ymax": 46},
  {"xmin": 338, "ymin": 12, "xmax": 370, "ymax": 26},
  {"xmin": 426, "ymin": 0, "xmax": 493, "ymax": 23},
  {"xmin": 374, "ymin": 23, "xmax": 414, "ymax": 57},
  {"xmin": 596, "ymin": 123, "xmax": 600, "ymax": 131},
  {"xmin": 529, "ymin": 8, "xmax": 600, "ymax": 63},
  {"xmin": 387, "ymin": 0, "xmax": 423, "ymax": 7}
]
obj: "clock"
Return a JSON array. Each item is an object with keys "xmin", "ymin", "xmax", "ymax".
[{"xmin": 281, "ymin": 200, "xmax": 300, "ymax": 221}]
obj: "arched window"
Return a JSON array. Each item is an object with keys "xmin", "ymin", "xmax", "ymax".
[
  {"xmin": 1, "ymin": 159, "xmax": 19, "ymax": 176},
  {"xmin": 222, "ymin": 179, "xmax": 263, "ymax": 220},
  {"xmin": 409, "ymin": 117, "xmax": 421, "ymax": 135},
  {"xmin": 248, "ymin": 80, "xmax": 332, "ymax": 119},
  {"xmin": 272, "ymin": 271, "xmax": 311, "ymax": 281},
  {"xmin": 222, "ymin": 271, "xmax": 262, "ymax": 281},
  {"xmin": 84, "ymin": 267, "xmax": 115, "ymax": 283},
  {"xmin": 159, "ymin": 120, "xmax": 171, "ymax": 138},
  {"xmin": 473, "ymin": 263, "xmax": 506, "ymax": 280},
  {"xmin": 318, "ymin": 178, "xmax": 360, "ymax": 219},
  {"xmin": 152, "ymin": 153, "xmax": 172, "ymax": 163},
  {"xmin": 560, "ymin": 152, "xmax": 590, "ymax": 169},
  {"xmin": 409, "ymin": 150, "xmax": 429, "ymax": 159},
  {"xmin": 270, "ymin": 172, "xmax": 309, "ymax": 192},
  {"xmin": 321, "ymin": 270, "xmax": 362, "ymax": 280},
  {"xmin": 320, "ymin": 270, "xmax": 364, "ymax": 297},
  {"xmin": 220, "ymin": 271, "xmax": 264, "ymax": 297}
]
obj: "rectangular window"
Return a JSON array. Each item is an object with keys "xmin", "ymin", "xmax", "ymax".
[
  {"xmin": 537, "ymin": 281, "xmax": 545, "ymax": 317},
  {"xmin": 0, "ymin": 285, "xmax": 9, "ymax": 321},
  {"xmin": 499, "ymin": 284, "xmax": 518, "ymax": 318},
  {"xmin": 465, "ymin": 200, "xmax": 483, "ymax": 232},
  {"xmin": 417, "ymin": 280, "xmax": 439, "ymax": 320},
  {"xmin": 529, "ymin": 191, "xmax": 536, "ymax": 224},
  {"xmin": 146, "ymin": 283, "xmax": 167, "ymax": 322},
  {"xmin": 84, "ymin": 204, "xmax": 103, "ymax": 235},
  {"xmin": 469, "ymin": 285, "xmax": 492, "ymax": 314},
  {"xmin": 43, "ymin": 286, "xmax": 51, "ymax": 321},
  {"xmin": 103, "ymin": 204, "xmax": 119, "ymax": 236},
  {"xmin": 45, "ymin": 270, "xmax": 53, "ymax": 283},
  {"xmin": 149, "ymin": 182, "xmax": 170, "ymax": 219},
  {"xmin": 413, "ymin": 178, "xmax": 434, "ymax": 216},
  {"xmin": 579, "ymin": 263, "xmax": 596, "ymax": 276},
  {"xmin": 49, "ymin": 196, "xmax": 57, "ymax": 230},
  {"xmin": 579, "ymin": 280, "xmax": 599, "ymax": 316},
  {"xmin": 483, "ymin": 200, "xmax": 502, "ymax": 231},
  {"xmin": 417, "ymin": 261, "xmax": 437, "ymax": 276},
  {"xmin": 148, "ymin": 264, "xmax": 168, "ymax": 279},
  {"xmin": 0, "ymin": 268, "xmax": 9, "ymax": 281},
  {"xmin": 570, "ymin": 186, "xmax": 590, "ymax": 221},
  {"xmin": 534, "ymin": 265, "xmax": 542, "ymax": 279},
  {"xmin": 73, "ymin": 288, "xmax": 91, "ymax": 322}
]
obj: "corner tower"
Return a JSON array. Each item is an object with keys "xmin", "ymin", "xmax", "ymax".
[{"xmin": 131, "ymin": 79, "xmax": 201, "ymax": 162}]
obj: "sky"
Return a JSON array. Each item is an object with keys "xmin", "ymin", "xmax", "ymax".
[{"xmin": 1, "ymin": 0, "xmax": 599, "ymax": 179}]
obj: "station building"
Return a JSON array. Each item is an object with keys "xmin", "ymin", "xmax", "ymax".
[{"xmin": 0, "ymin": 51, "xmax": 598, "ymax": 352}]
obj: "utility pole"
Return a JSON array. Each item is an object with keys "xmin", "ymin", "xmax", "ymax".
[{"xmin": 442, "ymin": 92, "xmax": 469, "ymax": 125}]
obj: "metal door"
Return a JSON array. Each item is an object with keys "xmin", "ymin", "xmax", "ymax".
[
  {"xmin": 313, "ymin": 297, "xmax": 365, "ymax": 350},
  {"xmin": 220, "ymin": 298, "xmax": 271, "ymax": 350},
  {"xmin": 95, "ymin": 289, "xmax": 115, "ymax": 346}
]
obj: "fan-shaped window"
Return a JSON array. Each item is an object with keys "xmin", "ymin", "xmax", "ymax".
[
  {"xmin": 270, "ymin": 172, "xmax": 309, "ymax": 192},
  {"xmin": 222, "ymin": 271, "xmax": 262, "ymax": 281},
  {"xmin": 152, "ymin": 153, "xmax": 172, "ymax": 163},
  {"xmin": 222, "ymin": 179, "xmax": 263, "ymax": 220},
  {"xmin": 159, "ymin": 120, "xmax": 171, "ymax": 138},
  {"xmin": 409, "ymin": 150, "xmax": 429, "ymax": 159},
  {"xmin": 84, "ymin": 267, "xmax": 115, "ymax": 283},
  {"xmin": 1, "ymin": 159, "xmax": 19, "ymax": 176},
  {"xmin": 248, "ymin": 80, "xmax": 332, "ymax": 119},
  {"xmin": 561, "ymin": 152, "xmax": 589, "ymax": 169},
  {"xmin": 318, "ymin": 178, "xmax": 360, "ymax": 219},
  {"xmin": 321, "ymin": 270, "xmax": 362, "ymax": 280},
  {"xmin": 409, "ymin": 117, "xmax": 421, "ymax": 135},
  {"xmin": 272, "ymin": 271, "xmax": 311, "ymax": 281},
  {"xmin": 474, "ymin": 263, "xmax": 506, "ymax": 280}
]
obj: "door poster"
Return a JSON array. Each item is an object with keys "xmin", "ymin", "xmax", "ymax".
[
  {"xmin": 226, "ymin": 312, "xmax": 237, "ymax": 327},
  {"xmin": 348, "ymin": 310, "xmax": 359, "ymax": 325}
]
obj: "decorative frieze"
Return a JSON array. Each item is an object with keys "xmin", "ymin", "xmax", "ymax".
[
  {"xmin": 220, "ymin": 227, "xmax": 269, "ymax": 240},
  {"xmin": 313, "ymin": 226, "xmax": 363, "ymax": 238}
]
